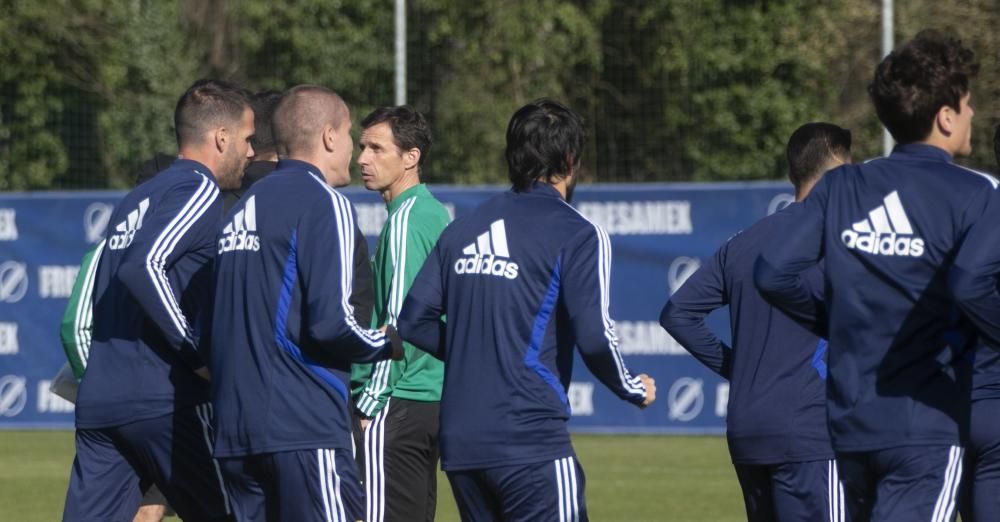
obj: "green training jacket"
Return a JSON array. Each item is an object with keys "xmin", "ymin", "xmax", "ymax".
[
  {"xmin": 351, "ymin": 184, "xmax": 451, "ymax": 416},
  {"xmin": 59, "ymin": 240, "xmax": 105, "ymax": 380}
]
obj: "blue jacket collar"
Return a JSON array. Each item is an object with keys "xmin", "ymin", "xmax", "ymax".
[
  {"xmin": 275, "ymin": 158, "xmax": 325, "ymax": 177},
  {"xmin": 514, "ymin": 180, "xmax": 563, "ymax": 200},
  {"xmin": 890, "ymin": 143, "xmax": 954, "ymax": 164},
  {"xmin": 171, "ymin": 158, "xmax": 214, "ymax": 178}
]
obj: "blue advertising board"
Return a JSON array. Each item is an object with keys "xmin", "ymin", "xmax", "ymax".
[{"xmin": 0, "ymin": 182, "xmax": 794, "ymax": 431}]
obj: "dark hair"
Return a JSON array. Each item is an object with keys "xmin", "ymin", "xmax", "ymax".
[
  {"xmin": 250, "ymin": 90, "xmax": 283, "ymax": 155},
  {"xmin": 174, "ymin": 79, "xmax": 252, "ymax": 148},
  {"xmin": 869, "ymin": 29, "xmax": 978, "ymax": 144},
  {"xmin": 786, "ymin": 123, "xmax": 852, "ymax": 190},
  {"xmin": 505, "ymin": 99, "xmax": 584, "ymax": 191},
  {"xmin": 272, "ymin": 84, "xmax": 347, "ymax": 156},
  {"xmin": 994, "ymin": 124, "xmax": 999, "ymax": 169},
  {"xmin": 361, "ymin": 106, "xmax": 432, "ymax": 167}
]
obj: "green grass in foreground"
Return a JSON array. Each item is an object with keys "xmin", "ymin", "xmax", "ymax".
[{"xmin": 0, "ymin": 431, "xmax": 743, "ymax": 521}]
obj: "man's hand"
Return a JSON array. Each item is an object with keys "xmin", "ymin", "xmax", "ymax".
[
  {"xmin": 381, "ymin": 324, "xmax": 405, "ymax": 360},
  {"xmin": 194, "ymin": 367, "xmax": 211, "ymax": 381},
  {"xmin": 360, "ymin": 418, "xmax": 371, "ymax": 431},
  {"xmin": 639, "ymin": 373, "xmax": 656, "ymax": 408}
]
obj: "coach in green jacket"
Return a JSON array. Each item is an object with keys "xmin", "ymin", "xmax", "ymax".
[{"xmin": 351, "ymin": 106, "xmax": 450, "ymax": 522}]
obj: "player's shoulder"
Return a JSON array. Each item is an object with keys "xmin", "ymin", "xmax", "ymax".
[
  {"xmin": 410, "ymin": 189, "xmax": 452, "ymax": 222},
  {"xmin": 554, "ymin": 200, "xmax": 608, "ymax": 247},
  {"xmin": 721, "ymin": 208, "xmax": 788, "ymax": 257},
  {"xmin": 949, "ymin": 165, "xmax": 999, "ymax": 190}
]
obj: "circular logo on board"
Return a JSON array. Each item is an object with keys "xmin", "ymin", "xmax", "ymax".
[
  {"xmin": 667, "ymin": 377, "xmax": 704, "ymax": 422},
  {"xmin": 668, "ymin": 257, "xmax": 701, "ymax": 295},
  {"xmin": 84, "ymin": 202, "xmax": 114, "ymax": 244},
  {"xmin": 0, "ymin": 375, "xmax": 28, "ymax": 417},
  {"xmin": 0, "ymin": 262, "xmax": 29, "ymax": 303},
  {"xmin": 768, "ymin": 193, "xmax": 795, "ymax": 216}
]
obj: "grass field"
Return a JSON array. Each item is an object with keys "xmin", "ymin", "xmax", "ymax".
[{"xmin": 0, "ymin": 431, "xmax": 745, "ymax": 521}]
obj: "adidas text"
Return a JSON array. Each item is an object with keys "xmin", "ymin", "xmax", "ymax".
[
  {"xmin": 219, "ymin": 230, "xmax": 261, "ymax": 253},
  {"xmin": 108, "ymin": 198, "xmax": 150, "ymax": 250},
  {"xmin": 219, "ymin": 195, "xmax": 261, "ymax": 253},
  {"xmin": 454, "ymin": 253, "xmax": 519, "ymax": 280},
  {"xmin": 840, "ymin": 231, "xmax": 925, "ymax": 257},
  {"xmin": 840, "ymin": 190, "xmax": 925, "ymax": 258}
]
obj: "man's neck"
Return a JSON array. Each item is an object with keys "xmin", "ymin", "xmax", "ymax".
[
  {"xmin": 177, "ymin": 147, "xmax": 218, "ymax": 176},
  {"xmin": 382, "ymin": 171, "xmax": 420, "ymax": 204},
  {"xmin": 916, "ymin": 135, "xmax": 957, "ymax": 158},
  {"xmin": 255, "ymin": 151, "xmax": 279, "ymax": 163}
]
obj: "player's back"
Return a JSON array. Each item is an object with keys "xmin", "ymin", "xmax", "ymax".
[
  {"xmin": 432, "ymin": 183, "xmax": 593, "ymax": 470},
  {"xmin": 818, "ymin": 143, "xmax": 993, "ymax": 451},
  {"xmin": 77, "ymin": 161, "xmax": 219, "ymax": 429},
  {"xmin": 720, "ymin": 210, "xmax": 832, "ymax": 464},
  {"xmin": 210, "ymin": 159, "xmax": 383, "ymax": 457}
]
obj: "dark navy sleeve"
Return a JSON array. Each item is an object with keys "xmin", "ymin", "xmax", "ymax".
[
  {"xmin": 950, "ymin": 188, "xmax": 1000, "ymax": 349},
  {"xmin": 299, "ymin": 190, "xmax": 398, "ymax": 363},
  {"xmin": 754, "ymin": 177, "xmax": 828, "ymax": 326},
  {"xmin": 397, "ymin": 241, "xmax": 447, "ymax": 360},
  {"xmin": 659, "ymin": 244, "xmax": 733, "ymax": 378},
  {"xmin": 560, "ymin": 224, "xmax": 647, "ymax": 405},
  {"xmin": 117, "ymin": 175, "xmax": 218, "ymax": 370}
]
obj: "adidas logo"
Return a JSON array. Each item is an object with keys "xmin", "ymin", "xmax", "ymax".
[
  {"xmin": 840, "ymin": 191, "xmax": 925, "ymax": 257},
  {"xmin": 454, "ymin": 219, "xmax": 519, "ymax": 280},
  {"xmin": 218, "ymin": 195, "xmax": 261, "ymax": 253},
  {"xmin": 107, "ymin": 198, "xmax": 150, "ymax": 250}
]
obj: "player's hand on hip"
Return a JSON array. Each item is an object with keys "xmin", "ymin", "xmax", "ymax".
[
  {"xmin": 638, "ymin": 374, "xmax": 656, "ymax": 408},
  {"xmin": 360, "ymin": 418, "xmax": 372, "ymax": 431}
]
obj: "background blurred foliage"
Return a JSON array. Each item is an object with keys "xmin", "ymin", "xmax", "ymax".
[{"xmin": 0, "ymin": 0, "xmax": 997, "ymax": 190}]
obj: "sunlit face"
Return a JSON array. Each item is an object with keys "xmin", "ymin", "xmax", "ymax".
[
  {"xmin": 358, "ymin": 122, "xmax": 408, "ymax": 195},
  {"xmin": 218, "ymin": 106, "xmax": 255, "ymax": 190},
  {"xmin": 327, "ymin": 114, "xmax": 354, "ymax": 188},
  {"xmin": 953, "ymin": 92, "xmax": 974, "ymax": 157}
]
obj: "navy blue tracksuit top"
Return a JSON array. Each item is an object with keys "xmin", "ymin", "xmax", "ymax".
[
  {"xmin": 661, "ymin": 205, "xmax": 834, "ymax": 465},
  {"xmin": 397, "ymin": 182, "xmax": 648, "ymax": 471},
  {"xmin": 950, "ymin": 183, "xmax": 1000, "ymax": 401},
  {"xmin": 77, "ymin": 159, "xmax": 219, "ymax": 428},
  {"xmin": 755, "ymin": 144, "xmax": 996, "ymax": 452},
  {"xmin": 209, "ymin": 159, "xmax": 396, "ymax": 458}
]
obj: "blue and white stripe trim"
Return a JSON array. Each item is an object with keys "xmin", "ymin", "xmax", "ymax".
[
  {"xmin": 145, "ymin": 173, "xmax": 218, "ymax": 345},
  {"xmin": 309, "ymin": 172, "xmax": 387, "ymax": 348},
  {"xmin": 562, "ymin": 202, "xmax": 645, "ymax": 398},
  {"xmin": 318, "ymin": 448, "xmax": 348, "ymax": 522},
  {"xmin": 554, "ymin": 456, "xmax": 581, "ymax": 522},
  {"xmin": 931, "ymin": 445, "xmax": 963, "ymax": 522},
  {"xmin": 827, "ymin": 459, "xmax": 845, "ymax": 522}
]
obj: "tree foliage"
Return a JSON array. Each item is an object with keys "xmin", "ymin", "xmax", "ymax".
[{"xmin": 0, "ymin": 0, "xmax": 997, "ymax": 190}]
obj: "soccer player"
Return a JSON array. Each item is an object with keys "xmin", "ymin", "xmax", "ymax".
[
  {"xmin": 397, "ymin": 99, "xmax": 656, "ymax": 521},
  {"xmin": 661, "ymin": 122, "xmax": 851, "ymax": 522},
  {"xmin": 222, "ymin": 90, "xmax": 282, "ymax": 212},
  {"xmin": 56, "ymin": 155, "xmax": 180, "ymax": 522},
  {"xmin": 351, "ymin": 106, "xmax": 450, "ymax": 522},
  {"xmin": 209, "ymin": 84, "xmax": 401, "ymax": 522},
  {"xmin": 950, "ymin": 124, "xmax": 1000, "ymax": 521},
  {"xmin": 754, "ymin": 30, "xmax": 988, "ymax": 521},
  {"xmin": 63, "ymin": 79, "xmax": 255, "ymax": 521}
]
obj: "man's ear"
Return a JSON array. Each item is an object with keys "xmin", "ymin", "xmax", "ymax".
[
  {"xmin": 215, "ymin": 127, "xmax": 229, "ymax": 154},
  {"xmin": 323, "ymin": 125, "xmax": 336, "ymax": 152},
  {"xmin": 936, "ymin": 105, "xmax": 957, "ymax": 137},
  {"xmin": 403, "ymin": 147, "xmax": 421, "ymax": 170}
]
